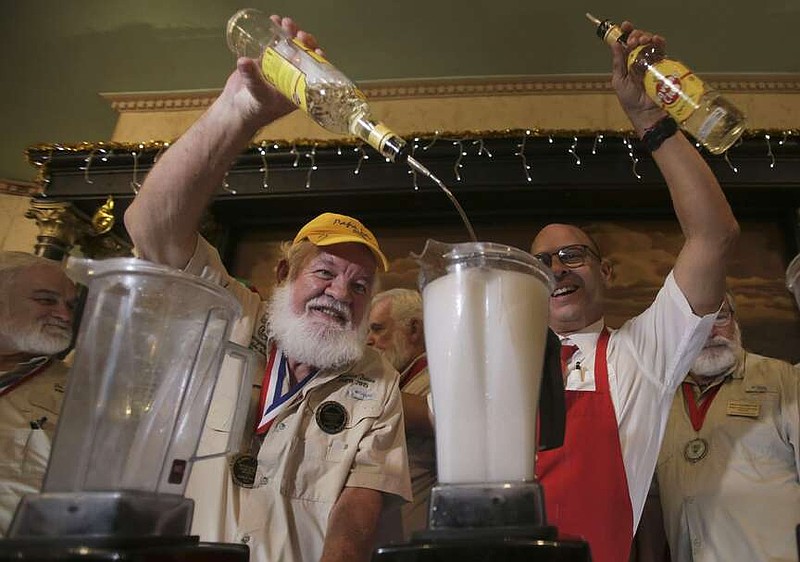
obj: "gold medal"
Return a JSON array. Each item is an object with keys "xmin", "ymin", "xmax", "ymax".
[{"xmin": 683, "ymin": 437, "xmax": 708, "ymax": 463}]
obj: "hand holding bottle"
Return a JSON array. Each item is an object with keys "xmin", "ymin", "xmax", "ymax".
[
  {"xmin": 222, "ymin": 15, "xmax": 321, "ymax": 131},
  {"xmin": 609, "ymin": 22, "xmax": 669, "ymax": 136},
  {"xmin": 589, "ymin": 13, "xmax": 745, "ymax": 154}
]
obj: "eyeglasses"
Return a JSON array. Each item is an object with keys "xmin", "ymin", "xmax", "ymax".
[
  {"xmin": 533, "ymin": 244, "xmax": 601, "ymax": 269},
  {"xmin": 714, "ymin": 308, "xmax": 734, "ymax": 326}
]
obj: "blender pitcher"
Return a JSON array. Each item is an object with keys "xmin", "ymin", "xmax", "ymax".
[
  {"xmin": 417, "ymin": 240, "xmax": 554, "ymax": 486},
  {"xmin": 372, "ymin": 241, "xmax": 590, "ymax": 561},
  {"xmin": 8, "ymin": 257, "xmax": 256, "ymax": 538}
]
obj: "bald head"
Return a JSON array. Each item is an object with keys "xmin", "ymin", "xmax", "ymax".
[
  {"xmin": 531, "ymin": 224, "xmax": 600, "ymax": 256},
  {"xmin": 531, "ymin": 224, "xmax": 610, "ymax": 335}
]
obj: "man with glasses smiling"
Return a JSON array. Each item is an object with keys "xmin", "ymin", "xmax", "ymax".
[{"xmin": 530, "ymin": 21, "xmax": 740, "ymax": 562}]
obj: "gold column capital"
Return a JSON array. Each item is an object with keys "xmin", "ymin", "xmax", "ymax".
[
  {"xmin": 25, "ymin": 198, "xmax": 132, "ymax": 260},
  {"xmin": 25, "ymin": 199, "xmax": 86, "ymax": 259}
]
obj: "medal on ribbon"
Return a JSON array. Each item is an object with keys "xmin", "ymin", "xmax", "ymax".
[
  {"xmin": 683, "ymin": 437, "xmax": 708, "ymax": 463},
  {"xmin": 681, "ymin": 381, "xmax": 722, "ymax": 464},
  {"xmin": 255, "ymin": 345, "xmax": 317, "ymax": 435}
]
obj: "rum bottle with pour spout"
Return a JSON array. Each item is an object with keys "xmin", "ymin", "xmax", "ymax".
[
  {"xmin": 586, "ymin": 13, "xmax": 746, "ymax": 155},
  {"xmin": 227, "ymin": 8, "xmax": 408, "ymax": 162}
]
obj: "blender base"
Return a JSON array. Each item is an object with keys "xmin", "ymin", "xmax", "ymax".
[
  {"xmin": 0, "ymin": 536, "xmax": 248, "ymax": 562},
  {"xmin": 373, "ymin": 482, "xmax": 591, "ymax": 561},
  {"xmin": 373, "ymin": 536, "xmax": 591, "ymax": 562}
]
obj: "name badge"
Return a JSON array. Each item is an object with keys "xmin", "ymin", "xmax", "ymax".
[
  {"xmin": 726, "ymin": 400, "xmax": 760, "ymax": 418},
  {"xmin": 745, "ymin": 384, "xmax": 768, "ymax": 393}
]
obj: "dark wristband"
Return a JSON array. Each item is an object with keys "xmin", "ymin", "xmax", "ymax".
[{"xmin": 641, "ymin": 116, "xmax": 678, "ymax": 152}]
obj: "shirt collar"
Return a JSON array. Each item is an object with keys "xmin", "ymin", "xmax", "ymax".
[
  {"xmin": 400, "ymin": 353, "xmax": 427, "ymax": 378},
  {"xmin": 0, "ymin": 355, "xmax": 50, "ymax": 377},
  {"xmin": 557, "ymin": 318, "xmax": 604, "ymax": 358}
]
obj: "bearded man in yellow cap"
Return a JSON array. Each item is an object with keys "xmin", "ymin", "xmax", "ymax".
[{"xmin": 124, "ymin": 17, "xmax": 410, "ymax": 562}]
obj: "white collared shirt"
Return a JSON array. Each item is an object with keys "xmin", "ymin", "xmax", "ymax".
[{"xmin": 558, "ymin": 271, "xmax": 718, "ymax": 531}]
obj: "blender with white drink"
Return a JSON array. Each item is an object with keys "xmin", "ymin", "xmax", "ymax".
[{"xmin": 374, "ymin": 240, "xmax": 591, "ymax": 562}]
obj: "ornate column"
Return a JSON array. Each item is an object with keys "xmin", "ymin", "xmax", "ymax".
[
  {"xmin": 25, "ymin": 199, "xmax": 84, "ymax": 260},
  {"xmin": 25, "ymin": 197, "xmax": 132, "ymax": 260}
]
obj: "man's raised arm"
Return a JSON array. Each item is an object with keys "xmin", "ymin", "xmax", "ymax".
[
  {"xmin": 610, "ymin": 22, "xmax": 739, "ymax": 316},
  {"xmin": 124, "ymin": 17, "xmax": 317, "ymax": 268}
]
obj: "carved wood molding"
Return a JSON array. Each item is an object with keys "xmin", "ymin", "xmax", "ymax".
[
  {"xmin": 101, "ymin": 73, "xmax": 800, "ymax": 112},
  {"xmin": 0, "ymin": 178, "xmax": 42, "ymax": 196}
]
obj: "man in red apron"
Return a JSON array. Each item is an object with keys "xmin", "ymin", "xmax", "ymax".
[
  {"xmin": 0, "ymin": 252, "xmax": 77, "ymax": 536},
  {"xmin": 531, "ymin": 21, "xmax": 739, "ymax": 562},
  {"xmin": 367, "ymin": 289, "xmax": 435, "ymax": 539}
]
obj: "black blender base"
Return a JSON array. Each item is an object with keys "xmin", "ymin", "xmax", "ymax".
[
  {"xmin": 373, "ymin": 528, "xmax": 591, "ymax": 562},
  {"xmin": 373, "ymin": 537, "xmax": 591, "ymax": 562},
  {"xmin": 0, "ymin": 536, "xmax": 249, "ymax": 562}
]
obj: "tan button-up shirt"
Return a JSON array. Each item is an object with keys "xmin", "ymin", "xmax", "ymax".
[
  {"xmin": 183, "ymin": 238, "xmax": 411, "ymax": 562},
  {"xmin": 0, "ymin": 358, "xmax": 69, "ymax": 536},
  {"xmin": 657, "ymin": 351, "xmax": 800, "ymax": 562}
]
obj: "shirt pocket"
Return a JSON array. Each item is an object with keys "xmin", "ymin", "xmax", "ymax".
[
  {"xmin": 0, "ymin": 428, "xmax": 51, "ymax": 495},
  {"xmin": 729, "ymin": 393, "xmax": 789, "ymax": 460},
  {"xmin": 285, "ymin": 399, "xmax": 381, "ymax": 502},
  {"xmin": 27, "ymin": 389, "xmax": 63, "ymax": 419}
]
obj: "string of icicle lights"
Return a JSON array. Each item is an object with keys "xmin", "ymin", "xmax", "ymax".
[{"xmin": 28, "ymin": 129, "xmax": 799, "ymax": 193}]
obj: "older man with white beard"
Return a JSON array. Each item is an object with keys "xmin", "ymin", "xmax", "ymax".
[
  {"xmin": 367, "ymin": 289, "xmax": 435, "ymax": 539},
  {"xmin": 0, "ymin": 251, "xmax": 77, "ymax": 536},
  {"xmin": 123, "ymin": 17, "xmax": 412, "ymax": 562},
  {"xmin": 126, "ymin": 210, "xmax": 412, "ymax": 562},
  {"xmin": 654, "ymin": 293, "xmax": 800, "ymax": 562}
]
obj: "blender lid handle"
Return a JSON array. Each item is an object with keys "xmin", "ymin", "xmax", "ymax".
[{"xmin": 537, "ymin": 328, "xmax": 566, "ymax": 451}]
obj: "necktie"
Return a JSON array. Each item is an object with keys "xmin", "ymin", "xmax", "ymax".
[{"xmin": 560, "ymin": 343, "xmax": 578, "ymax": 377}]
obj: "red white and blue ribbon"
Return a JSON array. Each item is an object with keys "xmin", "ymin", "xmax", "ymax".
[{"xmin": 255, "ymin": 345, "xmax": 317, "ymax": 435}]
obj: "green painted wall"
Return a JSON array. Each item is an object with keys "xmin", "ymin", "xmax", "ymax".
[{"xmin": 2, "ymin": 0, "xmax": 798, "ymax": 182}]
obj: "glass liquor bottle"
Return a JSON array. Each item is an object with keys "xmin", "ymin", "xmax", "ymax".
[
  {"xmin": 227, "ymin": 8, "xmax": 408, "ymax": 162},
  {"xmin": 586, "ymin": 13, "xmax": 746, "ymax": 155}
]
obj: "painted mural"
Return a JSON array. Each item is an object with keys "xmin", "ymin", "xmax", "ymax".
[{"xmin": 231, "ymin": 218, "xmax": 800, "ymax": 365}]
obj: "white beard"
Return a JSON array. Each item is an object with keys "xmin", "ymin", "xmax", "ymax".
[
  {"xmin": 0, "ymin": 314, "xmax": 71, "ymax": 357},
  {"xmin": 381, "ymin": 328, "xmax": 415, "ymax": 372},
  {"xmin": 266, "ymin": 283, "xmax": 367, "ymax": 370},
  {"xmin": 691, "ymin": 327, "xmax": 742, "ymax": 378}
]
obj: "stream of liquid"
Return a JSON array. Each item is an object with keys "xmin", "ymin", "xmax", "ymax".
[{"xmin": 407, "ymin": 155, "xmax": 477, "ymax": 242}]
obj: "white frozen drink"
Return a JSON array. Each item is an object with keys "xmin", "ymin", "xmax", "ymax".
[{"xmin": 423, "ymin": 265, "xmax": 551, "ymax": 484}]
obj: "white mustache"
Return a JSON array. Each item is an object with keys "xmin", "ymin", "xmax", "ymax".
[
  {"xmin": 703, "ymin": 335, "xmax": 733, "ymax": 349},
  {"xmin": 43, "ymin": 320, "xmax": 71, "ymax": 332},
  {"xmin": 305, "ymin": 296, "xmax": 352, "ymax": 324}
]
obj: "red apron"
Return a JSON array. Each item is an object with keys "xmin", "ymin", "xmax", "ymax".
[{"xmin": 536, "ymin": 328, "xmax": 633, "ymax": 562}]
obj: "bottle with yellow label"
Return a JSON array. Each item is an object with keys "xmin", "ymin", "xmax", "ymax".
[
  {"xmin": 227, "ymin": 8, "xmax": 408, "ymax": 162},
  {"xmin": 586, "ymin": 13, "xmax": 746, "ymax": 155}
]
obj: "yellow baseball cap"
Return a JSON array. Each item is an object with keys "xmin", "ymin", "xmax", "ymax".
[{"xmin": 293, "ymin": 212, "xmax": 389, "ymax": 272}]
